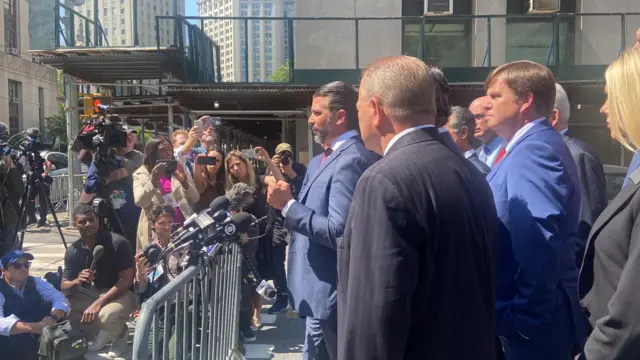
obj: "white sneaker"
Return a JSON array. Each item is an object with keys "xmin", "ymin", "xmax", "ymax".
[
  {"xmin": 107, "ymin": 332, "xmax": 130, "ymax": 358},
  {"xmin": 88, "ymin": 330, "xmax": 110, "ymax": 352}
]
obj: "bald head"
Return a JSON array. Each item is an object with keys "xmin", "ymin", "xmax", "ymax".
[
  {"xmin": 360, "ymin": 55, "xmax": 436, "ymax": 122},
  {"xmin": 469, "ymin": 96, "xmax": 496, "ymax": 144},
  {"xmin": 635, "ymin": 27, "xmax": 640, "ymax": 48}
]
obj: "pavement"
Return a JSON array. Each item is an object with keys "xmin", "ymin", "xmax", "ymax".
[{"xmin": 22, "ymin": 215, "xmax": 305, "ymax": 360}]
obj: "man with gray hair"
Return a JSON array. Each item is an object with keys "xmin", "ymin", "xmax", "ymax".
[
  {"xmin": 446, "ymin": 106, "xmax": 491, "ymax": 176},
  {"xmin": 339, "ymin": 55, "xmax": 497, "ymax": 360},
  {"xmin": 551, "ymin": 83, "xmax": 606, "ymax": 266}
]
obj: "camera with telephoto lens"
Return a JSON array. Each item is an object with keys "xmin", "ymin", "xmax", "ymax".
[
  {"xmin": 142, "ymin": 243, "xmax": 163, "ymax": 267},
  {"xmin": 280, "ymin": 154, "xmax": 290, "ymax": 166}
]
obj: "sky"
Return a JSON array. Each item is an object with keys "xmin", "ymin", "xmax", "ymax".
[{"xmin": 186, "ymin": 0, "xmax": 197, "ymax": 16}]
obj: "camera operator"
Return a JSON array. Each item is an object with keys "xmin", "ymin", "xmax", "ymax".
[
  {"xmin": 0, "ymin": 250, "xmax": 70, "ymax": 360},
  {"xmin": 61, "ymin": 204, "xmax": 135, "ymax": 357},
  {"xmin": 0, "ymin": 123, "xmax": 24, "ymax": 256},
  {"xmin": 115, "ymin": 125, "xmax": 143, "ymax": 183},
  {"xmin": 262, "ymin": 143, "xmax": 306, "ymax": 314},
  {"xmin": 21, "ymin": 128, "xmax": 53, "ymax": 228},
  {"xmin": 78, "ymin": 145, "xmax": 141, "ymax": 250}
]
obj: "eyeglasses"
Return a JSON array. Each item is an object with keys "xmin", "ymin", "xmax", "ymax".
[{"xmin": 11, "ymin": 262, "xmax": 31, "ymax": 270}]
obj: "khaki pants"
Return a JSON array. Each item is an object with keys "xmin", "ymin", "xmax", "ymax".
[{"xmin": 67, "ymin": 287, "xmax": 136, "ymax": 339}]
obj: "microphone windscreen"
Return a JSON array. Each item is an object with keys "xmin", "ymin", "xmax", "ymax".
[
  {"xmin": 93, "ymin": 245, "xmax": 105, "ymax": 261},
  {"xmin": 229, "ymin": 212, "xmax": 254, "ymax": 235},
  {"xmin": 209, "ymin": 196, "xmax": 230, "ymax": 213},
  {"xmin": 225, "ymin": 182, "xmax": 254, "ymax": 212}
]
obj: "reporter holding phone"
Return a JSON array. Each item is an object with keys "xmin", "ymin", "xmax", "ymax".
[
  {"xmin": 132, "ymin": 136, "xmax": 199, "ymax": 251},
  {"xmin": 193, "ymin": 147, "xmax": 226, "ymax": 213}
]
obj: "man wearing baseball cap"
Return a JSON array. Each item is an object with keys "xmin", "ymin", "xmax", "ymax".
[
  {"xmin": 0, "ymin": 250, "xmax": 70, "ymax": 359},
  {"xmin": 265, "ymin": 143, "xmax": 307, "ymax": 314}
]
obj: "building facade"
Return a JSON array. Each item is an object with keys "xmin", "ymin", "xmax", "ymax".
[
  {"xmin": 1, "ymin": 0, "xmax": 58, "ymax": 134},
  {"xmin": 199, "ymin": 0, "xmax": 293, "ymax": 82},
  {"xmin": 71, "ymin": 0, "xmax": 184, "ymax": 47}
]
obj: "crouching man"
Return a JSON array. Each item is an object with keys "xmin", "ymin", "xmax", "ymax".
[
  {"xmin": 0, "ymin": 250, "xmax": 70, "ymax": 360},
  {"xmin": 62, "ymin": 204, "xmax": 136, "ymax": 358}
]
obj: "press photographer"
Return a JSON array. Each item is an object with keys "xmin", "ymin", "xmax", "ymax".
[
  {"xmin": 77, "ymin": 117, "xmax": 141, "ymax": 249},
  {"xmin": 22, "ymin": 128, "xmax": 53, "ymax": 228},
  {"xmin": 0, "ymin": 123, "xmax": 24, "ymax": 256}
]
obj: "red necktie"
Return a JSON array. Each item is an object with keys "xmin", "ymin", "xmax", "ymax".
[
  {"xmin": 321, "ymin": 147, "xmax": 333, "ymax": 165},
  {"xmin": 493, "ymin": 147, "xmax": 507, "ymax": 167}
]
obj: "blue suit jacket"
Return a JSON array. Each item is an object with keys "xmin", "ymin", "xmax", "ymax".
[
  {"xmin": 285, "ymin": 136, "xmax": 379, "ymax": 319},
  {"xmin": 487, "ymin": 120, "xmax": 584, "ymax": 350}
]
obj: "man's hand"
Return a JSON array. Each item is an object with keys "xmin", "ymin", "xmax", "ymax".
[
  {"xmin": 256, "ymin": 147, "xmax": 270, "ymax": 162},
  {"xmin": 75, "ymin": 269, "xmax": 95, "ymax": 286},
  {"xmin": 81, "ymin": 302, "xmax": 102, "ymax": 324},
  {"xmin": 263, "ymin": 175, "xmax": 277, "ymax": 188},
  {"xmin": 41, "ymin": 316, "xmax": 57, "ymax": 327},
  {"xmin": 189, "ymin": 126, "xmax": 203, "ymax": 141},
  {"xmin": 267, "ymin": 181, "xmax": 293, "ymax": 210},
  {"xmin": 174, "ymin": 164, "xmax": 188, "ymax": 186},
  {"xmin": 28, "ymin": 321, "xmax": 47, "ymax": 335},
  {"xmin": 271, "ymin": 155, "xmax": 281, "ymax": 167}
]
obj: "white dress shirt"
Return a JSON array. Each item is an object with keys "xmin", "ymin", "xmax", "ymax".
[
  {"xmin": 384, "ymin": 125, "xmax": 436, "ymax": 156},
  {"xmin": 0, "ymin": 277, "xmax": 70, "ymax": 336},
  {"xmin": 476, "ymin": 136, "xmax": 504, "ymax": 167},
  {"xmin": 282, "ymin": 130, "xmax": 359, "ymax": 217}
]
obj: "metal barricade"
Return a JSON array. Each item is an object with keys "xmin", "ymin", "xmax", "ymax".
[
  {"xmin": 133, "ymin": 243, "xmax": 245, "ymax": 360},
  {"xmin": 49, "ymin": 175, "xmax": 69, "ymax": 211}
]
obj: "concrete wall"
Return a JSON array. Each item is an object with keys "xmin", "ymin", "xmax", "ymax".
[
  {"xmin": 576, "ymin": 0, "xmax": 640, "ymax": 65},
  {"xmin": 473, "ymin": 0, "xmax": 507, "ymax": 66},
  {"xmin": 294, "ymin": 0, "xmax": 402, "ymax": 69}
]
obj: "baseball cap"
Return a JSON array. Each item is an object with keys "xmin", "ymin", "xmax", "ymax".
[
  {"xmin": 122, "ymin": 124, "xmax": 138, "ymax": 134},
  {"xmin": 275, "ymin": 143, "xmax": 293, "ymax": 155},
  {"xmin": 1, "ymin": 250, "xmax": 34, "ymax": 269}
]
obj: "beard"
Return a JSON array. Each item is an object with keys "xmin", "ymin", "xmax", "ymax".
[
  {"xmin": 313, "ymin": 118, "xmax": 333, "ymax": 145},
  {"xmin": 202, "ymin": 134, "xmax": 215, "ymax": 145}
]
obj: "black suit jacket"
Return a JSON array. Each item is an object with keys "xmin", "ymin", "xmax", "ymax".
[
  {"xmin": 578, "ymin": 168, "xmax": 640, "ymax": 359},
  {"xmin": 338, "ymin": 127, "xmax": 497, "ymax": 360},
  {"xmin": 563, "ymin": 131, "xmax": 607, "ymax": 266},
  {"xmin": 467, "ymin": 151, "xmax": 491, "ymax": 177}
]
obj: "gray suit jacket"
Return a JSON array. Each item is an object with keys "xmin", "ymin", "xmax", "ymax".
[
  {"xmin": 578, "ymin": 168, "xmax": 640, "ymax": 359},
  {"xmin": 467, "ymin": 151, "xmax": 491, "ymax": 177},
  {"xmin": 563, "ymin": 133, "xmax": 607, "ymax": 266},
  {"xmin": 285, "ymin": 135, "xmax": 379, "ymax": 319}
]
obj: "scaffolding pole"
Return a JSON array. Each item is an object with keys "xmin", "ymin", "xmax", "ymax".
[{"xmin": 65, "ymin": 75, "xmax": 80, "ymax": 219}]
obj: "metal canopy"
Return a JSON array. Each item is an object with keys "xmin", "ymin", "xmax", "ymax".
[
  {"xmin": 166, "ymin": 84, "xmax": 318, "ymax": 111},
  {"xmin": 29, "ymin": 47, "xmax": 182, "ymax": 83}
]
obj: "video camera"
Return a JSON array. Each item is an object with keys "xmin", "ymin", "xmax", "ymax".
[{"xmin": 73, "ymin": 117, "xmax": 128, "ymax": 154}]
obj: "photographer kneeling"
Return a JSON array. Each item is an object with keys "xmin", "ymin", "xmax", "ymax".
[
  {"xmin": 0, "ymin": 250, "xmax": 70, "ymax": 360},
  {"xmin": 61, "ymin": 204, "xmax": 136, "ymax": 357}
]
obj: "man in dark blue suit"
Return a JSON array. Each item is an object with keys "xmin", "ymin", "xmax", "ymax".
[
  {"xmin": 483, "ymin": 61, "xmax": 585, "ymax": 360},
  {"xmin": 445, "ymin": 106, "xmax": 492, "ymax": 176},
  {"xmin": 266, "ymin": 81, "xmax": 379, "ymax": 360}
]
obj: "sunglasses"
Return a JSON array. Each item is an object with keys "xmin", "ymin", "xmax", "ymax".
[
  {"xmin": 11, "ymin": 262, "xmax": 31, "ymax": 270},
  {"xmin": 153, "ymin": 206, "xmax": 175, "ymax": 217}
]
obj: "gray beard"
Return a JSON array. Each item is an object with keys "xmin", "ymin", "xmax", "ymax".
[{"xmin": 202, "ymin": 135, "xmax": 215, "ymax": 145}]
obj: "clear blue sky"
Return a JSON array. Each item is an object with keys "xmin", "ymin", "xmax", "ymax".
[{"xmin": 186, "ymin": 0, "xmax": 197, "ymax": 16}]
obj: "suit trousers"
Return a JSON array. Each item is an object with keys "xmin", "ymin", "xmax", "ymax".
[{"xmin": 303, "ymin": 309, "xmax": 337, "ymax": 360}]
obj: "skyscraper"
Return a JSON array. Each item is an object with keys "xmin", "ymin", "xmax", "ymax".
[
  {"xmin": 72, "ymin": 0, "xmax": 185, "ymax": 47},
  {"xmin": 199, "ymin": 0, "xmax": 293, "ymax": 82}
]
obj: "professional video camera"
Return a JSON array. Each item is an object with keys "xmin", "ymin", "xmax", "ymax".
[{"xmin": 73, "ymin": 116, "xmax": 128, "ymax": 155}]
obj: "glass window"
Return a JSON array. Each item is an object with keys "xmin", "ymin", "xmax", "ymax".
[
  {"xmin": 402, "ymin": 21, "xmax": 471, "ymax": 67},
  {"xmin": 38, "ymin": 88, "xmax": 44, "ymax": 132},
  {"xmin": 8, "ymin": 80, "xmax": 21, "ymax": 134},
  {"xmin": 506, "ymin": 20, "xmax": 571, "ymax": 66},
  {"xmin": 3, "ymin": 0, "xmax": 17, "ymax": 51}
]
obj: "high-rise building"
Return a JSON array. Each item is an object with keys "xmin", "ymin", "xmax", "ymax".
[
  {"xmin": 1, "ymin": 0, "xmax": 58, "ymax": 134},
  {"xmin": 72, "ymin": 0, "xmax": 185, "ymax": 47},
  {"xmin": 199, "ymin": 0, "xmax": 293, "ymax": 82}
]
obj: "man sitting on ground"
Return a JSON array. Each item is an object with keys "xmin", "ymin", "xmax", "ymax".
[
  {"xmin": 0, "ymin": 250, "xmax": 70, "ymax": 359},
  {"xmin": 61, "ymin": 204, "xmax": 136, "ymax": 358}
]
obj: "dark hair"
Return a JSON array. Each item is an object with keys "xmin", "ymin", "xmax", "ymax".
[
  {"xmin": 73, "ymin": 203, "xmax": 96, "ymax": 220},
  {"xmin": 207, "ymin": 146, "xmax": 227, "ymax": 195},
  {"xmin": 428, "ymin": 66, "xmax": 451, "ymax": 128},
  {"xmin": 448, "ymin": 106, "xmax": 480, "ymax": 147},
  {"xmin": 313, "ymin": 81, "xmax": 359, "ymax": 131},
  {"xmin": 149, "ymin": 205, "xmax": 175, "ymax": 224},
  {"xmin": 143, "ymin": 136, "xmax": 172, "ymax": 172}
]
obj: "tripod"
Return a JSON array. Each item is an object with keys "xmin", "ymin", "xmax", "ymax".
[
  {"xmin": 90, "ymin": 151, "xmax": 129, "ymax": 242},
  {"xmin": 16, "ymin": 153, "xmax": 68, "ymax": 250}
]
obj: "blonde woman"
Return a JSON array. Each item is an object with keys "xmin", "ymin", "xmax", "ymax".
[
  {"xmin": 577, "ymin": 46, "xmax": 640, "ymax": 359},
  {"xmin": 132, "ymin": 136, "xmax": 199, "ymax": 251}
]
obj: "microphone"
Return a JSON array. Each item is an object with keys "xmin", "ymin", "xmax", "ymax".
[
  {"xmin": 225, "ymin": 182, "xmax": 254, "ymax": 212},
  {"xmin": 209, "ymin": 195, "xmax": 231, "ymax": 214},
  {"xmin": 223, "ymin": 213, "xmax": 254, "ymax": 238},
  {"xmin": 83, "ymin": 245, "xmax": 104, "ymax": 288}
]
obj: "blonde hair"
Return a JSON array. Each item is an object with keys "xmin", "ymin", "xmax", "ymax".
[
  {"xmin": 605, "ymin": 47, "xmax": 640, "ymax": 151},
  {"xmin": 171, "ymin": 129, "xmax": 188, "ymax": 144},
  {"xmin": 360, "ymin": 55, "xmax": 436, "ymax": 121},
  {"xmin": 224, "ymin": 150, "xmax": 256, "ymax": 190},
  {"xmin": 485, "ymin": 60, "xmax": 556, "ymax": 120}
]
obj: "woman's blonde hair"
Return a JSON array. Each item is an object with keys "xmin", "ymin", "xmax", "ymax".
[
  {"xmin": 605, "ymin": 47, "xmax": 640, "ymax": 151},
  {"xmin": 224, "ymin": 150, "xmax": 256, "ymax": 190}
]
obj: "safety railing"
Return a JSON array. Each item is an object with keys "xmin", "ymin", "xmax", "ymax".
[
  {"xmin": 154, "ymin": 13, "xmax": 640, "ymax": 84},
  {"xmin": 132, "ymin": 242, "xmax": 245, "ymax": 360},
  {"xmin": 54, "ymin": 0, "xmax": 109, "ymax": 48}
]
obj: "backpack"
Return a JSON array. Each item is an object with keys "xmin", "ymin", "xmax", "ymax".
[{"xmin": 37, "ymin": 320, "xmax": 89, "ymax": 360}]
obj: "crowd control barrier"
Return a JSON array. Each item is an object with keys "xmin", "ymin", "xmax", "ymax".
[{"xmin": 132, "ymin": 242, "xmax": 245, "ymax": 360}]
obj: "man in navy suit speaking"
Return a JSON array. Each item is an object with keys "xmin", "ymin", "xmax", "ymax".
[{"xmin": 266, "ymin": 81, "xmax": 379, "ymax": 360}]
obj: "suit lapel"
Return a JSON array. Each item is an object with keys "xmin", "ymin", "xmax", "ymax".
[
  {"xmin": 587, "ymin": 168, "xmax": 640, "ymax": 243},
  {"xmin": 298, "ymin": 136, "xmax": 361, "ymax": 201},
  {"xmin": 486, "ymin": 120, "xmax": 552, "ymax": 182}
]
